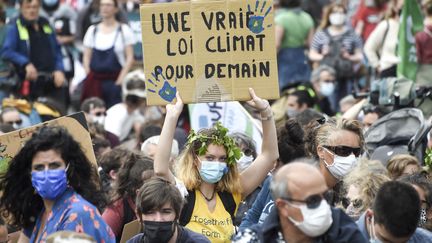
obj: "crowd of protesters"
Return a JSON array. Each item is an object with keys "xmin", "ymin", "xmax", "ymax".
[{"xmin": 0, "ymin": 0, "xmax": 432, "ymax": 242}]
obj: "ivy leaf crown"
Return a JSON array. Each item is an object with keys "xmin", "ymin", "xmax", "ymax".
[{"xmin": 186, "ymin": 122, "xmax": 242, "ymax": 166}]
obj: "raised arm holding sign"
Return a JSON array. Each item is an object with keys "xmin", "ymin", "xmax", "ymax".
[
  {"xmin": 154, "ymin": 88, "xmax": 278, "ymax": 242},
  {"xmin": 140, "ymin": 0, "xmax": 279, "ymax": 105}
]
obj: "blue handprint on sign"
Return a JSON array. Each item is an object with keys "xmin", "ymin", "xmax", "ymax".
[
  {"xmin": 247, "ymin": 0, "xmax": 272, "ymax": 34},
  {"xmin": 147, "ymin": 67, "xmax": 177, "ymax": 102}
]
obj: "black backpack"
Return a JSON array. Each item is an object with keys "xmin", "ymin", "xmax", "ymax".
[
  {"xmin": 179, "ymin": 190, "xmax": 236, "ymax": 226},
  {"xmin": 320, "ymin": 29, "xmax": 354, "ymax": 79}
]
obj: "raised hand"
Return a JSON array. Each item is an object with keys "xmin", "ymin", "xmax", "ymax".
[
  {"xmin": 165, "ymin": 91, "xmax": 184, "ymax": 119},
  {"xmin": 246, "ymin": 87, "xmax": 270, "ymax": 112}
]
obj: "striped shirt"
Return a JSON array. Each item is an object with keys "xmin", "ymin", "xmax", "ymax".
[{"xmin": 311, "ymin": 28, "xmax": 363, "ymax": 54}]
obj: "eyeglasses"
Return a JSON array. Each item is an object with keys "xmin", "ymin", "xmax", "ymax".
[
  {"xmin": 6, "ymin": 119, "xmax": 22, "ymax": 126},
  {"xmin": 94, "ymin": 111, "xmax": 106, "ymax": 117},
  {"xmin": 323, "ymin": 145, "xmax": 362, "ymax": 157},
  {"xmin": 282, "ymin": 193, "xmax": 326, "ymax": 209},
  {"xmin": 322, "ymin": 79, "xmax": 335, "ymax": 83}
]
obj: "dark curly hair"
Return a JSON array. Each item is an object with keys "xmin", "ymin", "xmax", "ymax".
[
  {"xmin": 110, "ymin": 153, "xmax": 154, "ymax": 202},
  {"xmin": 0, "ymin": 126, "xmax": 106, "ymax": 228},
  {"xmin": 278, "ymin": 119, "xmax": 306, "ymax": 164}
]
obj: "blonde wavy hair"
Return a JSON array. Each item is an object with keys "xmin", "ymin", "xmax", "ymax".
[
  {"xmin": 304, "ymin": 117, "xmax": 365, "ymax": 160},
  {"xmin": 387, "ymin": 154, "xmax": 420, "ymax": 180},
  {"xmin": 175, "ymin": 128, "xmax": 242, "ymax": 194},
  {"xmin": 344, "ymin": 159, "xmax": 390, "ymax": 213}
]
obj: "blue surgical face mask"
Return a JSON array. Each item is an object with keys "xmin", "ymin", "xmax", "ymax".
[
  {"xmin": 31, "ymin": 167, "xmax": 68, "ymax": 200},
  {"xmin": 199, "ymin": 161, "xmax": 228, "ymax": 184}
]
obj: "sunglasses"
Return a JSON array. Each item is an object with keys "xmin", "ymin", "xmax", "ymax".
[
  {"xmin": 342, "ymin": 197, "xmax": 363, "ymax": 209},
  {"xmin": 323, "ymin": 145, "xmax": 362, "ymax": 157},
  {"xmin": 6, "ymin": 119, "xmax": 22, "ymax": 126},
  {"xmin": 283, "ymin": 193, "xmax": 326, "ymax": 209},
  {"xmin": 94, "ymin": 111, "xmax": 106, "ymax": 117}
]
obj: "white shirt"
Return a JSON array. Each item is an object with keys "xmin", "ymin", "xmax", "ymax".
[
  {"xmin": 364, "ymin": 19, "xmax": 400, "ymax": 70},
  {"xmin": 83, "ymin": 23, "xmax": 136, "ymax": 66},
  {"xmin": 104, "ymin": 103, "xmax": 143, "ymax": 141}
]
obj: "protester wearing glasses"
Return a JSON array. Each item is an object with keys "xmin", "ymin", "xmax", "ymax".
[
  {"xmin": 304, "ymin": 117, "xmax": 364, "ymax": 205},
  {"xmin": 233, "ymin": 161, "xmax": 367, "ymax": 242},
  {"xmin": 342, "ymin": 159, "xmax": 390, "ymax": 221}
]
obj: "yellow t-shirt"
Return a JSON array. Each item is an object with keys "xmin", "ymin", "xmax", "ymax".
[{"xmin": 186, "ymin": 190, "xmax": 241, "ymax": 243}]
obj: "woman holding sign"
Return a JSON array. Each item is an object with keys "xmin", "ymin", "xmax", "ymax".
[
  {"xmin": 154, "ymin": 88, "xmax": 279, "ymax": 242},
  {"xmin": 0, "ymin": 126, "xmax": 115, "ymax": 243}
]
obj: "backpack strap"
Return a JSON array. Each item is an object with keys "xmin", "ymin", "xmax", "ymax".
[
  {"xmin": 178, "ymin": 190, "xmax": 237, "ymax": 227},
  {"xmin": 217, "ymin": 191, "xmax": 236, "ymax": 224},
  {"xmin": 179, "ymin": 190, "xmax": 196, "ymax": 226},
  {"xmin": 92, "ymin": 25, "xmax": 98, "ymax": 46},
  {"xmin": 122, "ymin": 197, "xmax": 136, "ymax": 226}
]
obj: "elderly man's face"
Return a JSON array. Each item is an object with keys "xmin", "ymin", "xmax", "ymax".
[{"xmin": 279, "ymin": 170, "xmax": 329, "ymax": 223}]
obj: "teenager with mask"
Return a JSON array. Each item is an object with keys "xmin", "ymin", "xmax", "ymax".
[
  {"xmin": 154, "ymin": 89, "xmax": 279, "ymax": 242},
  {"xmin": 233, "ymin": 162, "xmax": 367, "ymax": 242},
  {"xmin": 0, "ymin": 126, "xmax": 114, "ymax": 243},
  {"xmin": 356, "ymin": 181, "xmax": 432, "ymax": 242},
  {"xmin": 127, "ymin": 178, "xmax": 210, "ymax": 243},
  {"xmin": 304, "ymin": 117, "xmax": 364, "ymax": 206}
]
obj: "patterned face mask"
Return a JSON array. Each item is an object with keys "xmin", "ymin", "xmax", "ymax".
[{"xmin": 419, "ymin": 207, "xmax": 428, "ymax": 227}]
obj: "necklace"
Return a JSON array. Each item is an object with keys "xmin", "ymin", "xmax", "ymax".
[{"xmin": 199, "ymin": 189, "xmax": 216, "ymax": 202}]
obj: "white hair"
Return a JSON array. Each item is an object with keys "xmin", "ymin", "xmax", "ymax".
[{"xmin": 141, "ymin": 135, "xmax": 179, "ymax": 159}]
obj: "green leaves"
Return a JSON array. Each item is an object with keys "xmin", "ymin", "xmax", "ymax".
[
  {"xmin": 185, "ymin": 122, "xmax": 241, "ymax": 165},
  {"xmin": 425, "ymin": 148, "xmax": 432, "ymax": 168}
]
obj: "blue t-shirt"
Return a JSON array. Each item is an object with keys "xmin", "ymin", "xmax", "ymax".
[{"xmin": 24, "ymin": 188, "xmax": 115, "ymax": 242}]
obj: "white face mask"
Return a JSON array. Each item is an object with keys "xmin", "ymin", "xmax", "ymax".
[
  {"xmin": 237, "ymin": 153, "xmax": 254, "ymax": 172},
  {"xmin": 92, "ymin": 115, "xmax": 106, "ymax": 125},
  {"xmin": 323, "ymin": 148, "xmax": 357, "ymax": 180},
  {"xmin": 329, "ymin": 13, "xmax": 346, "ymax": 26},
  {"xmin": 369, "ymin": 216, "xmax": 382, "ymax": 243},
  {"xmin": 286, "ymin": 108, "xmax": 300, "ymax": 118},
  {"xmin": 288, "ymin": 199, "xmax": 333, "ymax": 237},
  {"xmin": 320, "ymin": 82, "xmax": 335, "ymax": 97}
]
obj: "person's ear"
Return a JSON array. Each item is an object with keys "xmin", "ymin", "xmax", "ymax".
[
  {"xmin": 109, "ymin": 170, "xmax": 117, "ymax": 180},
  {"xmin": 275, "ymin": 199, "xmax": 289, "ymax": 217},
  {"xmin": 366, "ymin": 209, "xmax": 374, "ymax": 222},
  {"xmin": 317, "ymin": 145, "xmax": 325, "ymax": 160},
  {"xmin": 426, "ymin": 208, "xmax": 432, "ymax": 220}
]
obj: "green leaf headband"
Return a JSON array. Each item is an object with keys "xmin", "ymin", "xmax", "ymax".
[{"xmin": 187, "ymin": 122, "xmax": 242, "ymax": 166}]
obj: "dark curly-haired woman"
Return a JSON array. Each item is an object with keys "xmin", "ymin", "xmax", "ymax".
[{"xmin": 0, "ymin": 126, "xmax": 115, "ymax": 243}]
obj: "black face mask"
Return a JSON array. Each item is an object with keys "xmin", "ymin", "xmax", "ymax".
[{"xmin": 142, "ymin": 221, "xmax": 175, "ymax": 243}]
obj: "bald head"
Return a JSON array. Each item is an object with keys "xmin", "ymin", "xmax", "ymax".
[{"xmin": 271, "ymin": 161, "xmax": 327, "ymax": 200}]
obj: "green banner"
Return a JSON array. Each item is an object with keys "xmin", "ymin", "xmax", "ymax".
[{"xmin": 397, "ymin": 0, "xmax": 424, "ymax": 81}]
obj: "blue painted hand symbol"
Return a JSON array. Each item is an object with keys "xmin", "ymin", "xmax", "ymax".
[
  {"xmin": 248, "ymin": 0, "xmax": 272, "ymax": 34},
  {"xmin": 147, "ymin": 68, "xmax": 177, "ymax": 102}
]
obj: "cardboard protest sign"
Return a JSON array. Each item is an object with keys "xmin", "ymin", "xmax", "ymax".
[
  {"xmin": 0, "ymin": 112, "xmax": 96, "ymax": 175},
  {"xmin": 120, "ymin": 220, "xmax": 141, "ymax": 243},
  {"xmin": 140, "ymin": 0, "xmax": 279, "ymax": 105},
  {"xmin": 189, "ymin": 102, "xmax": 262, "ymax": 153}
]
